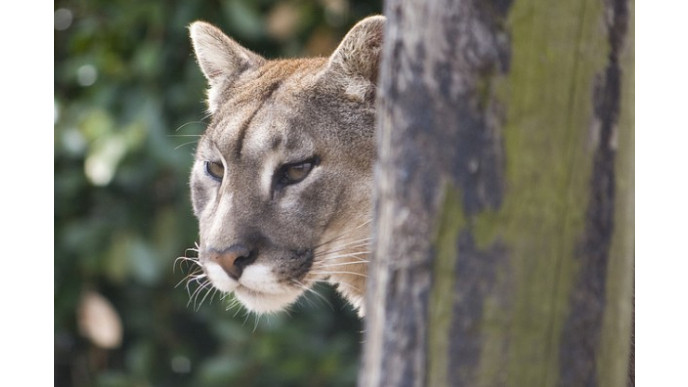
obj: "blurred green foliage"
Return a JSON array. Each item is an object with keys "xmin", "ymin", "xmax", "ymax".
[{"xmin": 54, "ymin": 0, "xmax": 381, "ymax": 385}]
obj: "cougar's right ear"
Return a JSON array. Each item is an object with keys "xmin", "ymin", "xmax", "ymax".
[{"xmin": 189, "ymin": 21, "xmax": 265, "ymax": 113}]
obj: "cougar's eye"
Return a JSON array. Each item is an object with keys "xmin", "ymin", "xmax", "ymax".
[
  {"xmin": 276, "ymin": 157, "xmax": 318, "ymax": 187},
  {"xmin": 205, "ymin": 161, "xmax": 224, "ymax": 181}
]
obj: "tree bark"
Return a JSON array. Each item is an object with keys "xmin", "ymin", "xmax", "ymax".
[{"xmin": 359, "ymin": 0, "xmax": 634, "ymax": 386}]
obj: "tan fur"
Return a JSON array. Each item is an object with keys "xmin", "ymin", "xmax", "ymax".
[{"xmin": 187, "ymin": 16, "xmax": 384, "ymax": 316}]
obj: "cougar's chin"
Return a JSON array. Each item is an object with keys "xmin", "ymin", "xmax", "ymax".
[
  {"xmin": 233, "ymin": 285, "xmax": 303, "ymax": 314},
  {"xmin": 205, "ymin": 262, "xmax": 305, "ymax": 314}
]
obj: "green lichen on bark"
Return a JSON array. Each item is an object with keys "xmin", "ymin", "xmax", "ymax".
[
  {"xmin": 427, "ymin": 185, "xmax": 464, "ymax": 387},
  {"xmin": 363, "ymin": 0, "xmax": 633, "ymax": 385},
  {"xmin": 471, "ymin": 0, "xmax": 621, "ymax": 385}
]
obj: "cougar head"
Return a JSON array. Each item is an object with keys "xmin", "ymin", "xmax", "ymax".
[{"xmin": 186, "ymin": 16, "xmax": 384, "ymax": 316}]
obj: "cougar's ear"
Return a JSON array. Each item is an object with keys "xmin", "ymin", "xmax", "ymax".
[
  {"xmin": 189, "ymin": 21, "xmax": 265, "ymax": 112},
  {"xmin": 327, "ymin": 15, "xmax": 385, "ymax": 85}
]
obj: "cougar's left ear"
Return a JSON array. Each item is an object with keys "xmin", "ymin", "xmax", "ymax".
[
  {"xmin": 189, "ymin": 21, "xmax": 265, "ymax": 113},
  {"xmin": 327, "ymin": 15, "xmax": 385, "ymax": 86}
]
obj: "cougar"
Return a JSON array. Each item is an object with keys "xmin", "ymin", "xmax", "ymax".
[{"xmin": 184, "ymin": 15, "xmax": 384, "ymax": 317}]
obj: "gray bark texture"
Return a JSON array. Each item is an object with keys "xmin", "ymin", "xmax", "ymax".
[{"xmin": 359, "ymin": 0, "xmax": 634, "ymax": 386}]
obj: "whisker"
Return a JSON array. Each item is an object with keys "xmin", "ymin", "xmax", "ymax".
[
  {"xmin": 187, "ymin": 279, "xmax": 210, "ymax": 309},
  {"xmin": 316, "ymin": 251, "xmax": 370, "ymax": 262},
  {"xmin": 299, "ymin": 292, "xmax": 318, "ymax": 309},
  {"xmin": 190, "ymin": 278, "xmax": 211, "ymax": 308},
  {"xmin": 314, "ymin": 234, "xmax": 372, "ymax": 250},
  {"xmin": 231, "ymin": 300, "xmax": 243, "ymax": 316},
  {"xmin": 225, "ymin": 295, "xmax": 244, "ymax": 316},
  {"xmin": 314, "ymin": 260, "xmax": 370, "ymax": 268},
  {"xmin": 182, "ymin": 270, "xmax": 204, "ymax": 289},
  {"xmin": 316, "ymin": 256, "xmax": 369, "ymax": 267},
  {"xmin": 312, "ymin": 220, "xmax": 372, "ymax": 249},
  {"xmin": 175, "ymin": 140, "xmax": 200, "ymax": 151},
  {"xmin": 252, "ymin": 313, "xmax": 262, "ymax": 333},
  {"xmin": 310, "ymin": 270, "xmax": 368, "ymax": 278},
  {"xmin": 173, "ymin": 256, "xmax": 203, "ymax": 273},
  {"xmin": 185, "ymin": 274, "xmax": 207, "ymax": 295},
  {"xmin": 242, "ymin": 310, "xmax": 252, "ymax": 327},
  {"xmin": 185, "ymin": 269, "xmax": 205, "ymax": 285},
  {"xmin": 335, "ymin": 281, "xmax": 365, "ymax": 294},
  {"xmin": 197, "ymin": 282, "xmax": 216, "ymax": 308},
  {"xmin": 174, "ymin": 269, "xmax": 204, "ymax": 289},
  {"xmin": 314, "ymin": 245, "xmax": 371, "ymax": 260},
  {"xmin": 175, "ymin": 120, "xmax": 207, "ymax": 133},
  {"xmin": 314, "ymin": 243, "xmax": 372, "ymax": 258},
  {"xmin": 208, "ymin": 287, "xmax": 220, "ymax": 305},
  {"xmin": 193, "ymin": 282, "xmax": 211, "ymax": 309},
  {"xmin": 293, "ymin": 280, "xmax": 333, "ymax": 310}
]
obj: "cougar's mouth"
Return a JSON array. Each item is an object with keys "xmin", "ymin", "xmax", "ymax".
[{"xmin": 200, "ymin": 247, "xmax": 316, "ymax": 313}]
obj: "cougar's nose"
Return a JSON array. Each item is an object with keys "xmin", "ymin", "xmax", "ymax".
[{"xmin": 209, "ymin": 244, "xmax": 256, "ymax": 279}]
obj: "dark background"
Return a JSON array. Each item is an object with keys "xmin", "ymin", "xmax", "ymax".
[{"xmin": 54, "ymin": 0, "xmax": 381, "ymax": 385}]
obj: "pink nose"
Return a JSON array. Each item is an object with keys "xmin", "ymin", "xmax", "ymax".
[{"xmin": 208, "ymin": 245, "xmax": 255, "ymax": 279}]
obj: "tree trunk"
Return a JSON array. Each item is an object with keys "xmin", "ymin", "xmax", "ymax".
[{"xmin": 359, "ymin": 0, "xmax": 634, "ymax": 386}]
